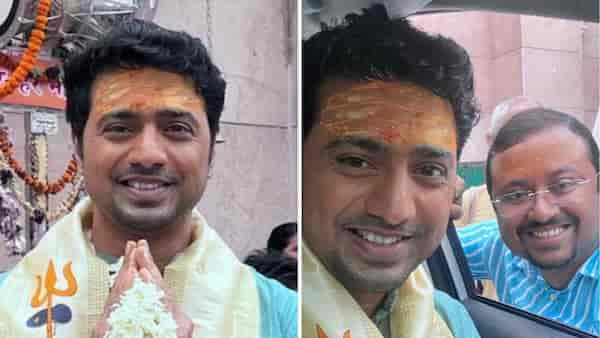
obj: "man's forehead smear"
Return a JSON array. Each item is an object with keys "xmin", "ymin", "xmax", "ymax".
[
  {"xmin": 92, "ymin": 67, "xmax": 205, "ymax": 115},
  {"xmin": 318, "ymin": 80, "xmax": 457, "ymax": 153}
]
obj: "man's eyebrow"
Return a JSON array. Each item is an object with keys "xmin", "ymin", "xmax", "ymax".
[
  {"xmin": 499, "ymin": 179, "xmax": 531, "ymax": 192},
  {"xmin": 156, "ymin": 110, "xmax": 201, "ymax": 127},
  {"xmin": 97, "ymin": 111, "xmax": 137, "ymax": 127},
  {"xmin": 410, "ymin": 144, "xmax": 454, "ymax": 160},
  {"xmin": 324, "ymin": 136, "xmax": 389, "ymax": 153},
  {"xmin": 157, "ymin": 109, "xmax": 196, "ymax": 118},
  {"xmin": 500, "ymin": 166, "xmax": 581, "ymax": 192},
  {"xmin": 550, "ymin": 166, "xmax": 578, "ymax": 177}
]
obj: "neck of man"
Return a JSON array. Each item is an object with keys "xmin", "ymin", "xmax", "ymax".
[
  {"xmin": 349, "ymin": 288, "xmax": 387, "ymax": 318},
  {"xmin": 89, "ymin": 207, "xmax": 195, "ymax": 274}
]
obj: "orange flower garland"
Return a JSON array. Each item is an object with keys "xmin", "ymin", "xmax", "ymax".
[
  {"xmin": 0, "ymin": 0, "xmax": 53, "ymax": 99},
  {"xmin": 0, "ymin": 130, "xmax": 77, "ymax": 195},
  {"xmin": 0, "ymin": 52, "xmax": 59, "ymax": 84}
]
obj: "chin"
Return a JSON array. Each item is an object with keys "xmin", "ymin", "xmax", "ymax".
[
  {"xmin": 363, "ymin": 278, "xmax": 407, "ymax": 293},
  {"xmin": 343, "ymin": 263, "xmax": 413, "ymax": 293},
  {"xmin": 114, "ymin": 207, "xmax": 179, "ymax": 231},
  {"xmin": 527, "ymin": 253, "xmax": 575, "ymax": 270}
]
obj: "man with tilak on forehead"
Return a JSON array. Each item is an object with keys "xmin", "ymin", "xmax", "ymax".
[
  {"xmin": 0, "ymin": 20, "xmax": 296, "ymax": 338},
  {"xmin": 302, "ymin": 4, "xmax": 480, "ymax": 338}
]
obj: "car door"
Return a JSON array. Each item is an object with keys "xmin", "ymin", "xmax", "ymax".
[{"xmin": 427, "ymin": 223, "xmax": 597, "ymax": 338}]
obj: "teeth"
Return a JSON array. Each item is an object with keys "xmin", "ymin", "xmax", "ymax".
[
  {"xmin": 531, "ymin": 226, "xmax": 566, "ymax": 239},
  {"xmin": 356, "ymin": 230, "xmax": 402, "ymax": 245},
  {"xmin": 128, "ymin": 181, "xmax": 163, "ymax": 190}
]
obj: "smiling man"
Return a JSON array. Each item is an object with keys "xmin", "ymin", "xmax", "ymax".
[
  {"xmin": 458, "ymin": 108, "xmax": 599, "ymax": 334},
  {"xmin": 302, "ymin": 5, "xmax": 480, "ymax": 338},
  {"xmin": 0, "ymin": 20, "xmax": 296, "ymax": 338}
]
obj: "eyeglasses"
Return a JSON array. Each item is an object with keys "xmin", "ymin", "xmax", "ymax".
[{"xmin": 491, "ymin": 173, "xmax": 599, "ymax": 217}]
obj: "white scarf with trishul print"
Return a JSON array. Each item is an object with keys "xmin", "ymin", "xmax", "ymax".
[{"xmin": 0, "ymin": 197, "xmax": 260, "ymax": 338}]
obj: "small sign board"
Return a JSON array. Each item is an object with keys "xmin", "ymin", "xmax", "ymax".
[{"xmin": 30, "ymin": 111, "xmax": 58, "ymax": 135}]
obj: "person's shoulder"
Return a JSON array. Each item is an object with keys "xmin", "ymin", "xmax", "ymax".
[
  {"xmin": 254, "ymin": 269, "xmax": 296, "ymax": 295},
  {"xmin": 433, "ymin": 290, "xmax": 481, "ymax": 338},
  {"xmin": 254, "ymin": 270, "xmax": 297, "ymax": 310},
  {"xmin": 253, "ymin": 270, "xmax": 298, "ymax": 338}
]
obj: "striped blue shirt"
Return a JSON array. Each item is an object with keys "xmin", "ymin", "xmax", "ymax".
[{"xmin": 457, "ymin": 220, "xmax": 599, "ymax": 335}]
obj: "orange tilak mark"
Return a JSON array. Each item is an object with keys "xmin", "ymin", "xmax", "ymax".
[
  {"xmin": 131, "ymin": 100, "xmax": 150, "ymax": 111},
  {"xmin": 378, "ymin": 126, "xmax": 402, "ymax": 143}
]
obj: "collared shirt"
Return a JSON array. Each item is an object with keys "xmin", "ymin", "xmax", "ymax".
[
  {"xmin": 368, "ymin": 287, "xmax": 481, "ymax": 338},
  {"xmin": 371, "ymin": 290, "xmax": 397, "ymax": 337},
  {"xmin": 457, "ymin": 220, "xmax": 599, "ymax": 335}
]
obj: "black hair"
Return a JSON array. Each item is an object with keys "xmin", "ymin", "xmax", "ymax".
[
  {"xmin": 267, "ymin": 222, "xmax": 297, "ymax": 252},
  {"xmin": 302, "ymin": 3, "xmax": 479, "ymax": 157},
  {"xmin": 244, "ymin": 250, "xmax": 297, "ymax": 290},
  {"xmin": 486, "ymin": 108, "xmax": 600, "ymax": 196},
  {"xmin": 64, "ymin": 19, "xmax": 225, "ymax": 147}
]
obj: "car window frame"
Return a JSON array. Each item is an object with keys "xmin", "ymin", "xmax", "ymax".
[{"xmin": 426, "ymin": 220, "xmax": 598, "ymax": 338}]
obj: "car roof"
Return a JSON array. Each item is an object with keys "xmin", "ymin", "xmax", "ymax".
[{"xmin": 303, "ymin": 0, "xmax": 598, "ymax": 36}]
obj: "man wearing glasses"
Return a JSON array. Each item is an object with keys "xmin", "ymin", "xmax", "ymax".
[{"xmin": 458, "ymin": 108, "xmax": 599, "ymax": 335}]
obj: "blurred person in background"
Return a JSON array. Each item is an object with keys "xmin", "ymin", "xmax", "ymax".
[{"xmin": 245, "ymin": 222, "xmax": 298, "ymax": 290}]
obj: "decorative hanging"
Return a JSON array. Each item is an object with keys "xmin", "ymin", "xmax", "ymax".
[
  {"xmin": 0, "ymin": 0, "xmax": 53, "ymax": 99},
  {"xmin": 0, "ymin": 52, "xmax": 62, "ymax": 86},
  {"xmin": 0, "ymin": 156, "xmax": 84, "ymax": 223},
  {"xmin": 0, "ymin": 107, "xmax": 84, "ymax": 254},
  {"xmin": 0, "ymin": 177, "xmax": 24, "ymax": 256},
  {"xmin": 0, "ymin": 129, "xmax": 78, "ymax": 195}
]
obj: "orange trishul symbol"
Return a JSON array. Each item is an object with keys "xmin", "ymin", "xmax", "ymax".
[
  {"xmin": 30, "ymin": 260, "xmax": 78, "ymax": 338},
  {"xmin": 317, "ymin": 324, "xmax": 351, "ymax": 338}
]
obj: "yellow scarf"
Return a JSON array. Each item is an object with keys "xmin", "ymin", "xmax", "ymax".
[
  {"xmin": 302, "ymin": 243, "xmax": 454, "ymax": 338},
  {"xmin": 0, "ymin": 197, "xmax": 260, "ymax": 338}
]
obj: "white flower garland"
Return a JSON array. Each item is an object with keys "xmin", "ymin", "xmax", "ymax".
[{"xmin": 104, "ymin": 277, "xmax": 178, "ymax": 338}]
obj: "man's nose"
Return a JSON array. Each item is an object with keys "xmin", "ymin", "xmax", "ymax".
[
  {"xmin": 365, "ymin": 170, "xmax": 416, "ymax": 226},
  {"xmin": 128, "ymin": 127, "xmax": 168, "ymax": 167},
  {"xmin": 528, "ymin": 192, "xmax": 559, "ymax": 223}
]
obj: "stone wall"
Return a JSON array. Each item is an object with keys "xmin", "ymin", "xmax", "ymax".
[{"xmin": 411, "ymin": 12, "xmax": 599, "ymax": 163}]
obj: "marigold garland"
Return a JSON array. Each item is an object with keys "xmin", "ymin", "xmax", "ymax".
[
  {"xmin": 0, "ymin": 161, "xmax": 84, "ymax": 223},
  {"xmin": 0, "ymin": 0, "xmax": 53, "ymax": 99},
  {"xmin": 0, "ymin": 129, "xmax": 78, "ymax": 195},
  {"xmin": 0, "ymin": 52, "xmax": 61, "ymax": 85}
]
